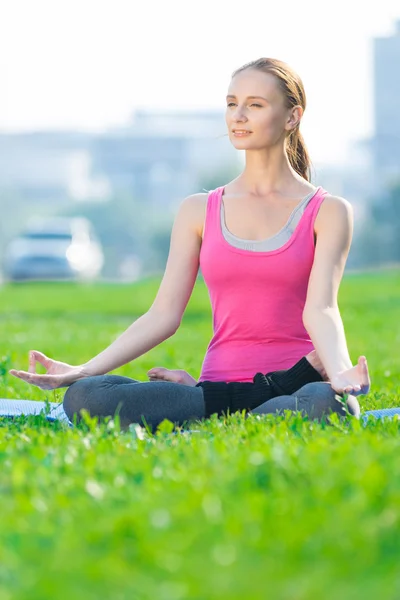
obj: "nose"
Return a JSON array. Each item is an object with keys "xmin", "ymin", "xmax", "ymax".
[{"xmin": 231, "ymin": 105, "xmax": 248, "ymax": 123}]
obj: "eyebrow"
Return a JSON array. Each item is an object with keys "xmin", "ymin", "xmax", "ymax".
[{"xmin": 226, "ymin": 95, "xmax": 268, "ymax": 101}]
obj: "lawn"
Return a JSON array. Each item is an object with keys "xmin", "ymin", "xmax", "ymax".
[{"xmin": 0, "ymin": 271, "xmax": 399, "ymax": 600}]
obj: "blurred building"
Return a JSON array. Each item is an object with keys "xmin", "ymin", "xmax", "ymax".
[
  {"xmin": 372, "ymin": 19, "xmax": 400, "ymax": 184},
  {"xmin": 92, "ymin": 110, "xmax": 239, "ymax": 208},
  {"xmin": 0, "ymin": 110, "xmax": 239, "ymax": 208},
  {"xmin": 0, "ymin": 132, "xmax": 110, "ymax": 203}
]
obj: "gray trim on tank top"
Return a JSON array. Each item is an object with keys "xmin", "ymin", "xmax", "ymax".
[{"xmin": 220, "ymin": 190, "xmax": 316, "ymax": 251}]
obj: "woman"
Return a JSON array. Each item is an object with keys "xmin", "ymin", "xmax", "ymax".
[{"xmin": 10, "ymin": 58, "xmax": 370, "ymax": 429}]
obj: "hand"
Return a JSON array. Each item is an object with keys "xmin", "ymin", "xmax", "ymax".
[
  {"xmin": 305, "ymin": 350, "xmax": 328, "ymax": 380},
  {"xmin": 9, "ymin": 350, "xmax": 86, "ymax": 390},
  {"xmin": 330, "ymin": 356, "xmax": 370, "ymax": 396},
  {"xmin": 147, "ymin": 367, "xmax": 198, "ymax": 387}
]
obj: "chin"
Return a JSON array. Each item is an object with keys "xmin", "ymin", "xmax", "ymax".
[{"xmin": 229, "ymin": 138, "xmax": 257, "ymax": 150}]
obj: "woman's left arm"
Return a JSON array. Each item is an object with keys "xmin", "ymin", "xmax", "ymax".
[{"xmin": 302, "ymin": 195, "xmax": 370, "ymax": 395}]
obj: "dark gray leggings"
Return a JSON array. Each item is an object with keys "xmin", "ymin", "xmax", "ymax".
[{"xmin": 63, "ymin": 375, "xmax": 360, "ymax": 431}]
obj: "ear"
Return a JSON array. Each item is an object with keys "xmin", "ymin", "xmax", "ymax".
[{"xmin": 285, "ymin": 105, "xmax": 303, "ymax": 131}]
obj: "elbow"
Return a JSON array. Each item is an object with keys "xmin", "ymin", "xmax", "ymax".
[
  {"xmin": 302, "ymin": 304, "xmax": 337, "ymax": 329},
  {"xmin": 148, "ymin": 308, "xmax": 181, "ymax": 337},
  {"xmin": 302, "ymin": 305, "xmax": 322, "ymax": 330},
  {"xmin": 163, "ymin": 311, "xmax": 182, "ymax": 336},
  {"xmin": 158, "ymin": 318, "xmax": 181, "ymax": 339},
  {"xmin": 167, "ymin": 318, "xmax": 181, "ymax": 336}
]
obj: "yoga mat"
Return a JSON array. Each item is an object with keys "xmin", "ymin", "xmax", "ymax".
[
  {"xmin": 0, "ymin": 399, "xmax": 72, "ymax": 425},
  {"xmin": 361, "ymin": 408, "xmax": 400, "ymax": 423},
  {"xmin": 1, "ymin": 399, "xmax": 400, "ymax": 429}
]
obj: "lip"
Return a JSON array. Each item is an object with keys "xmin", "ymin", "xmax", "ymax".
[{"xmin": 232, "ymin": 130, "xmax": 252, "ymax": 135}]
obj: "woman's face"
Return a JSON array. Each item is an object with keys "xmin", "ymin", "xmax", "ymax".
[{"xmin": 225, "ymin": 69, "xmax": 296, "ymax": 151}]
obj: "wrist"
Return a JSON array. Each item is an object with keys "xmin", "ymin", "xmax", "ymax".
[
  {"xmin": 78, "ymin": 363, "xmax": 98, "ymax": 379},
  {"xmin": 327, "ymin": 362, "xmax": 352, "ymax": 382}
]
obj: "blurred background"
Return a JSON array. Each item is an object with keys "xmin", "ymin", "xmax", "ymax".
[{"xmin": 1, "ymin": 0, "xmax": 400, "ymax": 282}]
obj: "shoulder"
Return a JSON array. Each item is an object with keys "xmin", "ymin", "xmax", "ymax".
[
  {"xmin": 179, "ymin": 192, "xmax": 209, "ymax": 219},
  {"xmin": 175, "ymin": 192, "xmax": 209, "ymax": 236},
  {"xmin": 315, "ymin": 194, "xmax": 353, "ymax": 233},
  {"xmin": 180, "ymin": 192, "xmax": 209, "ymax": 210}
]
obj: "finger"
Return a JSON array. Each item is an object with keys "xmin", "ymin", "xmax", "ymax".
[
  {"xmin": 344, "ymin": 385, "xmax": 355, "ymax": 394},
  {"xmin": 31, "ymin": 350, "xmax": 51, "ymax": 368},
  {"xmin": 9, "ymin": 370, "xmax": 57, "ymax": 390},
  {"xmin": 149, "ymin": 373, "xmax": 164, "ymax": 381},
  {"xmin": 9, "ymin": 370, "xmax": 34, "ymax": 384},
  {"xmin": 9, "ymin": 369, "xmax": 32, "ymax": 380},
  {"xmin": 148, "ymin": 367, "xmax": 169, "ymax": 377},
  {"xmin": 362, "ymin": 358, "xmax": 370, "ymax": 385},
  {"xmin": 332, "ymin": 383, "xmax": 346, "ymax": 394},
  {"xmin": 358, "ymin": 356, "xmax": 371, "ymax": 393},
  {"xmin": 28, "ymin": 351, "xmax": 36, "ymax": 374},
  {"xmin": 358, "ymin": 355, "xmax": 368, "ymax": 375}
]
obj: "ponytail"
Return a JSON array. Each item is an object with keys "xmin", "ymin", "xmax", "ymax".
[{"xmin": 286, "ymin": 128, "xmax": 311, "ymax": 182}]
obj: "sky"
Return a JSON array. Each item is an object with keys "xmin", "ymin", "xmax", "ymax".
[{"xmin": 1, "ymin": 0, "xmax": 400, "ymax": 164}]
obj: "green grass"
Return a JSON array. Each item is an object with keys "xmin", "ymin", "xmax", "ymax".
[{"xmin": 0, "ymin": 271, "xmax": 400, "ymax": 599}]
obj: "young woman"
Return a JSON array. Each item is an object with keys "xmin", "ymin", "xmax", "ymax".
[{"xmin": 10, "ymin": 58, "xmax": 370, "ymax": 429}]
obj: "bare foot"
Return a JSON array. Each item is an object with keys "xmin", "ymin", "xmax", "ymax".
[{"xmin": 147, "ymin": 367, "xmax": 198, "ymax": 387}]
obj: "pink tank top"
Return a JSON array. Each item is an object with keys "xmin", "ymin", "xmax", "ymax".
[{"xmin": 198, "ymin": 185, "xmax": 328, "ymax": 383}]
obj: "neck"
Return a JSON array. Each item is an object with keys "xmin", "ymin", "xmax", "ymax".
[{"xmin": 236, "ymin": 144, "xmax": 307, "ymax": 197}]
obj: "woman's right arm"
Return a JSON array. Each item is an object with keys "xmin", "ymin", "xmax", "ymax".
[{"xmin": 10, "ymin": 194, "xmax": 207, "ymax": 389}]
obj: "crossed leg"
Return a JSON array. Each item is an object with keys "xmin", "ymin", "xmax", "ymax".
[{"xmin": 63, "ymin": 376, "xmax": 360, "ymax": 431}]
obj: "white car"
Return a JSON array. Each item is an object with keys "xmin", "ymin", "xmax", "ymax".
[{"xmin": 4, "ymin": 217, "xmax": 104, "ymax": 282}]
